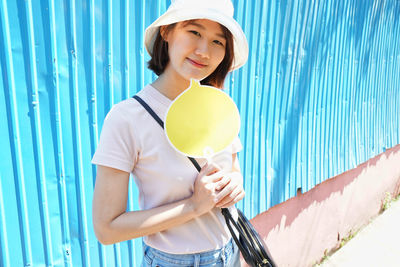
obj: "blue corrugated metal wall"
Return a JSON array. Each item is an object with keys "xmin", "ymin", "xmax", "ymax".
[{"xmin": 1, "ymin": 0, "xmax": 399, "ymax": 266}]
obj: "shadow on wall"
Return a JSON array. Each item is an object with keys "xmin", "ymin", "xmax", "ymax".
[
  {"xmin": 271, "ymin": 0, "xmax": 397, "ymax": 206},
  {"xmin": 251, "ymin": 144, "xmax": 400, "ymax": 266}
]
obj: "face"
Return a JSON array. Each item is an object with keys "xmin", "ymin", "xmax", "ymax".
[{"xmin": 162, "ymin": 19, "xmax": 227, "ymax": 82}]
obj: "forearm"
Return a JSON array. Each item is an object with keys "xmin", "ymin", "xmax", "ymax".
[{"xmin": 96, "ymin": 197, "xmax": 199, "ymax": 244}]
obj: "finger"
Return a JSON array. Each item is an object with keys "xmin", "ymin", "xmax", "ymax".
[
  {"xmin": 200, "ymin": 162, "xmax": 220, "ymax": 176},
  {"xmin": 207, "ymin": 170, "xmax": 227, "ymax": 183},
  {"xmin": 216, "ymin": 184, "xmax": 243, "ymax": 206},
  {"xmin": 198, "ymin": 162, "xmax": 209, "ymax": 176},
  {"xmin": 217, "ymin": 189, "xmax": 245, "ymax": 208},
  {"xmin": 216, "ymin": 187, "xmax": 238, "ymax": 207},
  {"xmin": 215, "ymin": 175, "xmax": 231, "ymax": 191},
  {"xmin": 215, "ymin": 182, "xmax": 235, "ymax": 203},
  {"xmin": 208, "ymin": 161, "xmax": 221, "ymax": 171}
]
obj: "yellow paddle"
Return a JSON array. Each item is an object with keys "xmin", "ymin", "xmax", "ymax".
[{"xmin": 164, "ymin": 79, "xmax": 240, "ymax": 160}]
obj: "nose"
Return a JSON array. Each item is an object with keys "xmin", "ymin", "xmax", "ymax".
[{"xmin": 195, "ymin": 39, "xmax": 210, "ymax": 59}]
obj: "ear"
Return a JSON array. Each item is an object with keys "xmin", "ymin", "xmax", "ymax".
[{"xmin": 159, "ymin": 26, "xmax": 169, "ymax": 42}]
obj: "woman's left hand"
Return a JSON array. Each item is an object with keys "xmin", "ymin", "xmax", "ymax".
[{"xmin": 214, "ymin": 171, "xmax": 245, "ymax": 208}]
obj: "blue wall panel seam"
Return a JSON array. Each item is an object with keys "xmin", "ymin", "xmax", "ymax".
[
  {"xmin": 24, "ymin": 0, "xmax": 55, "ymax": 263},
  {"xmin": 0, "ymin": 0, "xmax": 33, "ymax": 264},
  {"xmin": 47, "ymin": 0, "xmax": 73, "ymax": 266},
  {"xmin": 0, "ymin": 176, "xmax": 11, "ymax": 267},
  {"xmin": 67, "ymin": 0, "xmax": 91, "ymax": 266}
]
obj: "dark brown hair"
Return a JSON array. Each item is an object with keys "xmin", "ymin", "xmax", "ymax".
[{"xmin": 147, "ymin": 20, "xmax": 234, "ymax": 88}]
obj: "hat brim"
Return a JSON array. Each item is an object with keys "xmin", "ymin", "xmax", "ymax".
[{"xmin": 144, "ymin": 8, "xmax": 248, "ymax": 71}]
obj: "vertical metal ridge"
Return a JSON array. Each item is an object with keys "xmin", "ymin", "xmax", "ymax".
[
  {"xmin": 235, "ymin": 0, "xmax": 251, "ymax": 214},
  {"xmin": 318, "ymin": 0, "xmax": 331, "ymax": 183},
  {"xmin": 139, "ymin": 0, "xmax": 145, "ymax": 89},
  {"xmin": 88, "ymin": 0, "xmax": 99, "ymax": 179},
  {"xmin": 291, "ymin": 1, "xmax": 308, "ymax": 192},
  {"xmin": 23, "ymin": 0, "xmax": 54, "ymax": 264},
  {"xmin": 305, "ymin": 1, "xmax": 317, "ymax": 191},
  {"xmin": 123, "ymin": 0, "xmax": 130, "ymax": 99},
  {"xmin": 259, "ymin": 0, "xmax": 274, "ymax": 210},
  {"xmin": 335, "ymin": 0, "xmax": 349, "ymax": 176},
  {"xmin": 87, "ymin": 0, "xmax": 104, "ymax": 265},
  {"xmin": 67, "ymin": 0, "xmax": 90, "ymax": 266},
  {"xmin": 373, "ymin": 2, "xmax": 385, "ymax": 158},
  {"xmin": 314, "ymin": 1, "xmax": 322, "ymax": 184},
  {"xmin": 280, "ymin": 0, "xmax": 298, "ymax": 197},
  {"xmin": 287, "ymin": 0, "xmax": 302, "ymax": 195},
  {"xmin": 341, "ymin": 0, "xmax": 353, "ymax": 173},
  {"xmin": 107, "ymin": 0, "xmax": 114, "ymax": 107},
  {"xmin": 245, "ymin": 0, "xmax": 260, "ymax": 217},
  {"xmin": 114, "ymin": 243, "xmax": 122, "ymax": 267},
  {"xmin": 0, "ymin": 0, "xmax": 33, "ymax": 265},
  {"xmin": 352, "ymin": 0, "xmax": 360, "ymax": 163},
  {"xmin": 346, "ymin": 5, "xmax": 355, "ymax": 171},
  {"xmin": 330, "ymin": 0, "xmax": 340, "ymax": 173},
  {"xmin": 296, "ymin": 0, "xmax": 310, "ymax": 191},
  {"xmin": 383, "ymin": 3, "xmax": 393, "ymax": 148},
  {"xmin": 391, "ymin": 14, "xmax": 400, "ymax": 144},
  {"xmin": 255, "ymin": 0, "xmax": 268, "ymax": 213},
  {"xmin": 265, "ymin": 0, "xmax": 280, "ymax": 203},
  {"xmin": 392, "ymin": 5, "xmax": 399, "ymax": 145},
  {"xmin": 253, "ymin": 0, "xmax": 265, "ymax": 214},
  {"xmin": 0, "ymin": 176, "xmax": 10, "ymax": 267},
  {"xmin": 272, "ymin": 0, "xmax": 287, "ymax": 204},
  {"xmin": 246, "ymin": 0, "xmax": 257, "ymax": 217},
  {"xmin": 325, "ymin": 0, "xmax": 340, "ymax": 177},
  {"xmin": 379, "ymin": 3, "xmax": 390, "ymax": 150},
  {"xmin": 369, "ymin": 2, "xmax": 379, "ymax": 158},
  {"xmin": 386, "ymin": 19, "xmax": 397, "ymax": 145},
  {"xmin": 289, "ymin": 0, "xmax": 303, "ymax": 194},
  {"xmin": 47, "ymin": 0, "xmax": 72, "ymax": 266},
  {"xmin": 386, "ymin": 8, "xmax": 398, "ymax": 146},
  {"xmin": 362, "ymin": 1, "xmax": 373, "ymax": 162},
  {"xmin": 308, "ymin": 19, "xmax": 317, "ymax": 189}
]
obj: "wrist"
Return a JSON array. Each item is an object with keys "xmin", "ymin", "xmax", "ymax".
[
  {"xmin": 186, "ymin": 196, "xmax": 210, "ymax": 217},
  {"xmin": 186, "ymin": 196, "xmax": 201, "ymax": 217}
]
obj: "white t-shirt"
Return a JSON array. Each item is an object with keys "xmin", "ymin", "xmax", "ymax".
[{"xmin": 92, "ymin": 84, "xmax": 242, "ymax": 254}]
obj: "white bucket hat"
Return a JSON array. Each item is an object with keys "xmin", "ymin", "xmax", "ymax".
[{"xmin": 144, "ymin": 0, "xmax": 249, "ymax": 71}]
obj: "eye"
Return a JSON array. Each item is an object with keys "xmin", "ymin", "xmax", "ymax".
[
  {"xmin": 213, "ymin": 40, "xmax": 225, "ymax": 46},
  {"xmin": 189, "ymin": 30, "xmax": 201, "ymax": 37}
]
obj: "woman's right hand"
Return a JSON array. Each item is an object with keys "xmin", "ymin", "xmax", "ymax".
[{"xmin": 189, "ymin": 162, "xmax": 230, "ymax": 216}]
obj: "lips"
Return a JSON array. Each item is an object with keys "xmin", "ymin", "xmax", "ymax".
[{"xmin": 187, "ymin": 58, "xmax": 207, "ymax": 68}]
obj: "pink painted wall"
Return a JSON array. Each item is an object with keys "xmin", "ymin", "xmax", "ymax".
[{"xmin": 248, "ymin": 144, "xmax": 400, "ymax": 267}]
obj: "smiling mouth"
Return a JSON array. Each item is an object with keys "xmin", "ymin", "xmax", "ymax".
[{"xmin": 187, "ymin": 58, "xmax": 207, "ymax": 68}]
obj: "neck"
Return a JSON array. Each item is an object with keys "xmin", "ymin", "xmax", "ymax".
[{"xmin": 151, "ymin": 68, "xmax": 191, "ymax": 100}]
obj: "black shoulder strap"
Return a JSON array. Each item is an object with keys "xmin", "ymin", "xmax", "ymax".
[{"xmin": 132, "ymin": 95, "xmax": 201, "ymax": 172}]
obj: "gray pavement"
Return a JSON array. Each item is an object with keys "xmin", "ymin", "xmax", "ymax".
[{"xmin": 319, "ymin": 198, "xmax": 400, "ymax": 267}]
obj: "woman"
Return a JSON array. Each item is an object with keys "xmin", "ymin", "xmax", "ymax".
[{"xmin": 92, "ymin": 0, "xmax": 249, "ymax": 266}]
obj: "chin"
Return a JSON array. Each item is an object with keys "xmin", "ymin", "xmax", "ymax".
[{"xmin": 183, "ymin": 74, "xmax": 209, "ymax": 82}]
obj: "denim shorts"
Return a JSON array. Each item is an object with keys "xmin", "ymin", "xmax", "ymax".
[{"xmin": 141, "ymin": 239, "xmax": 240, "ymax": 267}]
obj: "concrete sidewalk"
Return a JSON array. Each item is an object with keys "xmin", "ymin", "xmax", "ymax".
[{"xmin": 319, "ymin": 198, "xmax": 400, "ymax": 267}]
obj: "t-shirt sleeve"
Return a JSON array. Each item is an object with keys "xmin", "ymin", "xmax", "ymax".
[
  {"xmin": 91, "ymin": 105, "xmax": 138, "ymax": 173},
  {"xmin": 231, "ymin": 136, "xmax": 243, "ymax": 154}
]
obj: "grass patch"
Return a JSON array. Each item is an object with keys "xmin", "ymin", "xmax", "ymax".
[
  {"xmin": 382, "ymin": 192, "xmax": 392, "ymax": 212},
  {"xmin": 338, "ymin": 229, "xmax": 359, "ymax": 249},
  {"xmin": 314, "ymin": 190, "xmax": 400, "ymax": 266},
  {"xmin": 381, "ymin": 191, "xmax": 400, "ymax": 212},
  {"xmin": 313, "ymin": 229, "xmax": 360, "ymax": 266},
  {"xmin": 313, "ymin": 249, "xmax": 329, "ymax": 266}
]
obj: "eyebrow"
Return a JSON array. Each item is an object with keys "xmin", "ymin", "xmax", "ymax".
[{"xmin": 184, "ymin": 21, "xmax": 226, "ymax": 39}]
